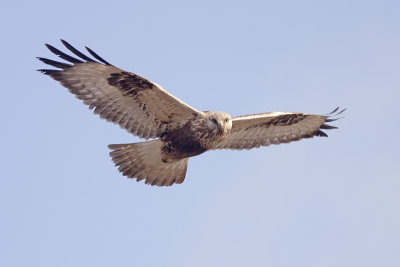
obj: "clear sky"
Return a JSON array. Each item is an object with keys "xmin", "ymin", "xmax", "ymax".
[{"xmin": 1, "ymin": 0, "xmax": 400, "ymax": 266}]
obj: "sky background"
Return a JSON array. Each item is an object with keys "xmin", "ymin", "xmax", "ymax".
[{"xmin": 1, "ymin": 0, "xmax": 400, "ymax": 266}]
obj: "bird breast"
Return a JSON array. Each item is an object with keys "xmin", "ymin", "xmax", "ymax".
[{"xmin": 160, "ymin": 116, "xmax": 230, "ymax": 160}]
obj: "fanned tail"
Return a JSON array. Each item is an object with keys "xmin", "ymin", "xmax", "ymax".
[{"xmin": 108, "ymin": 140, "xmax": 189, "ymax": 186}]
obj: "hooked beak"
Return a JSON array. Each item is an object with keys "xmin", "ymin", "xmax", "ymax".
[{"xmin": 217, "ymin": 121, "xmax": 223, "ymax": 132}]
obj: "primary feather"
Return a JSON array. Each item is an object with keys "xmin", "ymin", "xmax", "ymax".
[
  {"xmin": 214, "ymin": 109, "xmax": 344, "ymax": 150},
  {"xmin": 38, "ymin": 40, "xmax": 201, "ymax": 139}
]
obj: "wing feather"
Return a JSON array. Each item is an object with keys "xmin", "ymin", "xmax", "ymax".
[
  {"xmin": 214, "ymin": 109, "xmax": 344, "ymax": 150},
  {"xmin": 38, "ymin": 40, "xmax": 202, "ymax": 139}
]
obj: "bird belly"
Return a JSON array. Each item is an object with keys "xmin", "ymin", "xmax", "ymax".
[{"xmin": 161, "ymin": 137, "xmax": 207, "ymax": 161}]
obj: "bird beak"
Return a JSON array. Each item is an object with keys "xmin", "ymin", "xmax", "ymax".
[{"xmin": 217, "ymin": 121, "xmax": 223, "ymax": 132}]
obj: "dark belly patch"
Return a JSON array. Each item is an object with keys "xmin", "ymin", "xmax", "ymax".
[
  {"xmin": 161, "ymin": 121, "xmax": 206, "ymax": 159},
  {"xmin": 162, "ymin": 137, "xmax": 206, "ymax": 159}
]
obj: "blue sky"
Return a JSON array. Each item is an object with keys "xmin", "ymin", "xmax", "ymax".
[{"xmin": 1, "ymin": 0, "xmax": 400, "ymax": 266}]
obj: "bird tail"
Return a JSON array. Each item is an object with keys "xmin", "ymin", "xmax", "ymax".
[{"xmin": 108, "ymin": 139, "xmax": 189, "ymax": 186}]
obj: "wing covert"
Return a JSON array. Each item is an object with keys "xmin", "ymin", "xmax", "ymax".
[
  {"xmin": 214, "ymin": 108, "xmax": 345, "ymax": 150},
  {"xmin": 38, "ymin": 40, "xmax": 202, "ymax": 139}
]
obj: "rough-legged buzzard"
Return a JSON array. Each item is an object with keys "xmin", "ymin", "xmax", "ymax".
[{"xmin": 38, "ymin": 40, "xmax": 345, "ymax": 186}]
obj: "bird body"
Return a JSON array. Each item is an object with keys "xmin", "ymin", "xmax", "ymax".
[{"xmin": 38, "ymin": 40, "xmax": 344, "ymax": 186}]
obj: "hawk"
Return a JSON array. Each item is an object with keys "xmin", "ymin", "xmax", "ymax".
[{"xmin": 38, "ymin": 40, "xmax": 345, "ymax": 186}]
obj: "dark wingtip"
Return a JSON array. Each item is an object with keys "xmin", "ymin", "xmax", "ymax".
[
  {"xmin": 325, "ymin": 117, "xmax": 339, "ymax": 122},
  {"xmin": 336, "ymin": 108, "xmax": 347, "ymax": 115},
  {"xmin": 315, "ymin": 107, "xmax": 346, "ymax": 137},
  {"xmin": 325, "ymin": 107, "xmax": 339, "ymax": 115},
  {"xmin": 313, "ymin": 129, "xmax": 328, "ymax": 137},
  {"xmin": 60, "ymin": 39, "xmax": 96, "ymax": 62},
  {"xmin": 37, "ymin": 69, "xmax": 53, "ymax": 74},
  {"xmin": 326, "ymin": 107, "xmax": 346, "ymax": 116},
  {"xmin": 44, "ymin": 43, "xmax": 84, "ymax": 64},
  {"xmin": 60, "ymin": 39, "xmax": 69, "ymax": 45},
  {"xmin": 320, "ymin": 124, "xmax": 338, "ymax": 130},
  {"xmin": 37, "ymin": 69, "xmax": 63, "ymax": 80},
  {"xmin": 85, "ymin": 46, "xmax": 112, "ymax": 66},
  {"xmin": 40, "ymin": 41, "xmax": 113, "ymax": 69},
  {"xmin": 37, "ymin": 57, "xmax": 72, "ymax": 69},
  {"xmin": 45, "ymin": 43, "xmax": 59, "ymax": 54}
]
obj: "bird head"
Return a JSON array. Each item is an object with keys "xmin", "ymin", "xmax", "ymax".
[{"xmin": 205, "ymin": 111, "xmax": 232, "ymax": 136}]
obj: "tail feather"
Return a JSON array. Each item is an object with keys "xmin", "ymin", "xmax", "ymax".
[{"xmin": 108, "ymin": 140, "xmax": 189, "ymax": 186}]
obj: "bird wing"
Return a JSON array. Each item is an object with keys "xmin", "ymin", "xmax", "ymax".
[
  {"xmin": 38, "ymin": 40, "xmax": 202, "ymax": 139},
  {"xmin": 214, "ymin": 108, "xmax": 345, "ymax": 150}
]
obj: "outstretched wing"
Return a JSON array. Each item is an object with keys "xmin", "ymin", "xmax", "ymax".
[
  {"xmin": 214, "ymin": 108, "xmax": 345, "ymax": 150},
  {"xmin": 38, "ymin": 40, "xmax": 202, "ymax": 139}
]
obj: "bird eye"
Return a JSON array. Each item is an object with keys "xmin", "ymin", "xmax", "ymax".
[
  {"xmin": 212, "ymin": 118, "xmax": 217, "ymax": 124},
  {"xmin": 225, "ymin": 118, "xmax": 229, "ymax": 122}
]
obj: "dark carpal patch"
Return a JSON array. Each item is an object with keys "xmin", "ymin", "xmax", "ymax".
[
  {"xmin": 247, "ymin": 114, "xmax": 329, "ymax": 138},
  {"xmin": 275, "ymin": 114, "xmax": 305, "ymax": 125},
  {"xmin": 249, "ymin": 114, "xmax": 306, "ymax": 129},
  {"xmin": 108, "ymin": 71, "xmax": 154, "ymax": 96}
]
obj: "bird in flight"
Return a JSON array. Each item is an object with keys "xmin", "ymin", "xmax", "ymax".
[{"xmin": 38, "ymin": 40, "xmax": 345, "ymax": 186}]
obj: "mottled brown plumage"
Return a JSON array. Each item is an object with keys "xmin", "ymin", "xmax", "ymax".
[{"xmin": 38, "ymin": 40, "xmax": 344, "ymax": 186}]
